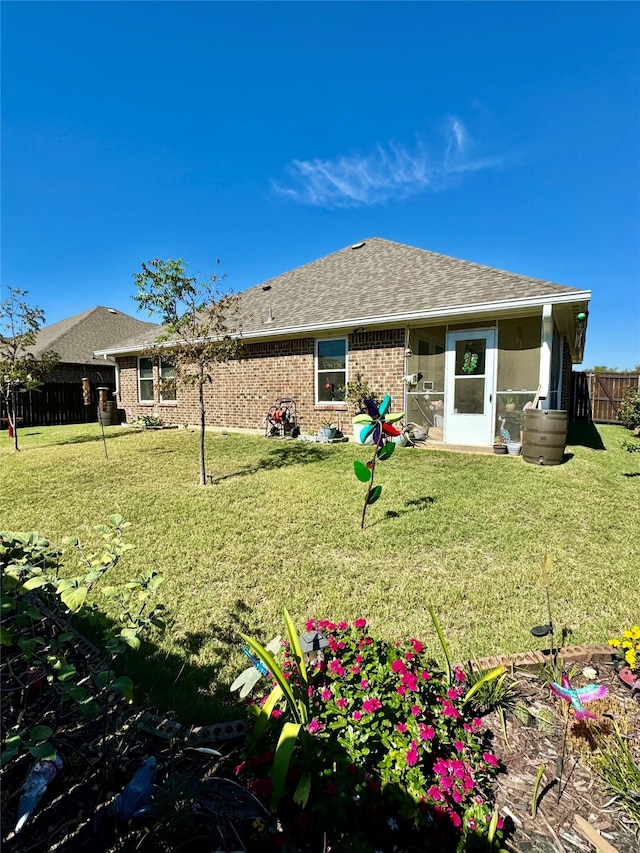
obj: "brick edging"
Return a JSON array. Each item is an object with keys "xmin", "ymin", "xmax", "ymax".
[{"xmin": 458, "ymin": 644, "xmax": 614, "ymax": 673}]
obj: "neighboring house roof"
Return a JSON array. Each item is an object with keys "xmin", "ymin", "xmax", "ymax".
[
  {"xmin": 28, "ymin": 306, "xmax": 160, "ymax": 366},
  {"xmin": 95, "ymin": 238, "xmax": 590, "ymax": 356}
]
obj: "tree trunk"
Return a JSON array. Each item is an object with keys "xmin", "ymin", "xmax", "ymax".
[
  {"xmin": 198, "ymin": 378, "xmax": 206, "ymax": 486},
  {"xmin": 9, "ymin": 393, "xmax": 19, "ymax": 452}
]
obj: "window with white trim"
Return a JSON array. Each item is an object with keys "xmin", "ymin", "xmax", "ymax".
[
  {"xmin": 315, "ymin": 338, "xmax": 347, "ymax": 403},
  {"xmin": 159, "ymin": 358, "xmax": 176, "ymax": 402},
  {"xmin": 138, "ymin": 357, "xmax": 154, "ymax": 402}
]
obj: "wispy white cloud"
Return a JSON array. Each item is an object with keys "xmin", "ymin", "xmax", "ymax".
[{"xmin": 272, "ymin": 117, "xmax": 502, "ymax": 208}]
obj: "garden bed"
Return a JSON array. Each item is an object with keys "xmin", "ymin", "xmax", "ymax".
[{"xmin": 2, "ymin": 624, "xmax": 639, "ymax": 852}]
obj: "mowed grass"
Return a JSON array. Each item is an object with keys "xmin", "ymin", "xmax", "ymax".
[{"xmin": 2, "ymin": 422, "xmax": 638, "ymax": 724}]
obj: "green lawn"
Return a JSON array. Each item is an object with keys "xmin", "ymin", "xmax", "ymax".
[{"xmin": 2, "ymin": 421, "xmax": 638, "ymax": 724}]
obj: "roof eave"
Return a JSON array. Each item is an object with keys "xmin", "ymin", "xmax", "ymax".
[{"xmin": 95, "ymin": 290, "xmax": 591, "ymax": 355}]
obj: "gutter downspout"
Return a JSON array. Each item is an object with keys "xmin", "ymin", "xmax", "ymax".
[{"xmin": 538, "ymin": 304, "xmax": 553, "ymax": 408}]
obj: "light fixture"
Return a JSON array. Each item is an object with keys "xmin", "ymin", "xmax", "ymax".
[{"xmin": 353, "ymin": 326, "xmax": 366, "ymax": 334}]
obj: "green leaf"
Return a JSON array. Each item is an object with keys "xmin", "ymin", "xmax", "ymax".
[
  {"xmin": 18, "ymin": 638, "xmax": 37, "ymax": 658},
  {"xmin": 60, "ymin": 586, "xmax": 87, "ymax": 613},
  {"xmin": 112, "ymin": 676, "xmax": 134, "ymax": 702},
  {"xmin": 366, "ymin": 485, "xmax": 382, "ymax": 505},
  {"xmin": 1, "ymin": 748, "xmax": 19, "ymax": 766},
  {"xmin": 29, "ymin": 742, "xmax": 57, "ymax": 761},
  {"xmin": 353, "ymin": 460, "xmax": 372, "ymax": 482},
  {"xmin": 22, "ymin": 576, "xmax": 49, "ymax": 591},
  {"xmin": 284, "ymin": 608, "xmax": 307, "ymax": 687},
  {"xmin": 270, "ymin": 722, "xmax": 301, "ymax": 810},
  {"xmin": 352, "ymin": 414, "xmax": 373, "ymax": 425},
  {"xmin": 240, "ymin": 634, "xmax": 305, "ymax": 724},
  {"xmin": 251, "ymin": 684, "xmax": 284, "ymax": 743},
  {"xmin": 293, "ymin": 772, "xmax": 312, "ymax": 808},
  {"xmin": 0, "ymin": 626, "xmax": 13, "ymax": 646},
  {"xmin": 377, "ymin": 442, "xmax": 395, "ymax": 460},
  {"xmin": 428, "ymin": 606, "xmax": 452, "ymax": 686},
  {"xmin": 462, "ymin": 665, "xmax": 506, "ymax": 705},
  {"xmin": 29, "ymin": 725, "xmax": 53, "ymax": 742},
  {"xmin": 57, "ymin": 664, "xmax": 77, "ymax": 683}
]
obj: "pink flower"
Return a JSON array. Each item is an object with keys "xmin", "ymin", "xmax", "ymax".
[
  {"xmin": 336, "ymin": 697, "xmax": 347, "ymax": 709},
  {"xmin": 271, "ymin": 709, "xmax": 282, "ymax": 718},
  {"xmin": 450, "ymin": 812, "xmax": 462, "ymax": 828},
  {"xmin": 359, "ymin": 679, "xmax": 369, "ymax": 690},
  {"xmin": 454, "ymin": 740, "xmax": 464, "ymax": 752},
  {"xmin": 411, "ymin": 638, "xmax": 424, "ymax": 653},
  {"xmin": 328, "ymin": 637, "xmax": 339, "ymax": 652},
  {"xmin": 472, "ymin": 717, "xmax": 482, "ymax": 729},
  {"xmin": 362, "ymin": 696, "xmax": 382, "ymax": 714},
  {"xmin": 406, "ymin": 740, "xmax": 419, "ymax": 766},
  {"xmin": 305, "ymin": 619, "xmax": 316, "ymax": 632},
  {"xmin": 338, "ymin": 621, "xmax": 348, "ymax": 630},
  {"xmin": 396, "ymin": 722, "xmax": 407, "ymax": 733},
  {"xmin": 329, "ymin": 658, "xmax": 345, "ymax": 677},
  {"xmin": 452, "ymin": 790, "xmax": 463, "ymax": 803},
  {"xmin": 447, "ymin": 687, "xmax": 460, "ymax": 701},
  {"xmin": 454, "ymin": 668, "xmax": 466, "ymax": 682},
  {"xmin": 307, "ymin": 719, "xmax": 323, "ymax": 734},
  {"xmin": 427, "ymin": 784, "xmax": 443, "ymax": 801},
  {"xmin": 396, "ymin": 684, "xmax": 407, "ymax": 697},
  {"xmin": 405, "ymin": 651, "xmax": 415, "ymax": 661},
  {"xmin": 483, "ymin": 752, "xmax": 498, "ymax": 768},
  {"xmin": 441, "ymin": 701, "xmax": 461, "ymax": 719},
  {"xmin": 352, "ymin": 710, "xmax": 362, "ymax": 721},
  {"xmin": 418, "ymin": 724, "xmax": 435, "ymax": 741},
  {"xmin": 355, "ymin": 654, "xmax": 363, "ymax": 664},
  {"xmin": 320, "ymin": 688, "xmax": 331, "ymax": 701},
  {"xmin": 391, "ymin": 658, "xmax": 407, "ymax": 674},
  {"xmin": 401, "ymin": 672, "xmax": 418, "ymax": 691},
  {"xmin": 410, "ymin": 704, "xmax": 422, "ymax": 717},
  {"xmin": 420, "ymin": 669, "xmax": 431, "ymax": 681},
  {"xmin": 354, "ymin": 618, "xmax": 367, "ymax": 629},
  {"xmin": 351, "ymin": 664, "xmax": 360, "ymax": 675}
]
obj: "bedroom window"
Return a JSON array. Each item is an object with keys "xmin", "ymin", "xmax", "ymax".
[
  {"xmin": 138, "ymin": 357, "xmax": 154, "ymax": 402},
  {"xmin": 316, "ymin": 338, "xmax": 347, "ymax": 403}
]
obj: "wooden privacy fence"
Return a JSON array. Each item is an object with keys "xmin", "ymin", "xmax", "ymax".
[
  {"xmin": 571, "ymin": 372, "xmax": 640, "ymax": 423},
  {"xmin": 0, "ymin": 382, "xmax": 114, "ymax": 428}
]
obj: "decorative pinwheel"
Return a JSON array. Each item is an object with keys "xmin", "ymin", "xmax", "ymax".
[
  {"xmin": 549, "ymin": 673, "xmax": 608, "ymax": 721},
  {"xmin": 353, "ymin": 394, "xmax": 404, "ymax": 529}
]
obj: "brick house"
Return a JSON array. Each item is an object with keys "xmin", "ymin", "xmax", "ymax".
[
  {"xmin": 97, "ymin": 238, "xmax": 591, "ymax": 447},
  {"xmin": 4, "ymin": 306, "xmax": 160, "ymax": 427}
]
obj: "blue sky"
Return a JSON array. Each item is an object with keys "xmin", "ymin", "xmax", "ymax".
[{"xmin": 2, "ymin": 1, "xmax": 639, "ymax": 369}]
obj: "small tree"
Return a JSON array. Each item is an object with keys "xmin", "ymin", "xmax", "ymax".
[
  {"xmin": 0, "ymin": 287, "xmax": 59, "ymax": 451},
  {"xmin": 133, "ymin": 258, "xmax": 242, "ymax": 485}
]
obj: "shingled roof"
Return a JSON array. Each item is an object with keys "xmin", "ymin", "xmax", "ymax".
[
  {"xmin": 28, "ymin": 306, "xmax": 160, "ymax": 365},
  {"xmin": 237, "ymin": 237, "xmax": 588, "ymax": 336}
]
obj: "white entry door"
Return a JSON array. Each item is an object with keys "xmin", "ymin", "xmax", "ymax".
[{"xmin": 444, "ymin": 329, "xmax": 496, "ymax": 445}]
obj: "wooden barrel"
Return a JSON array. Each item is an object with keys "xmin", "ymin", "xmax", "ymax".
[
  {"xmin": 523, "ymin": 409, "xmax": 568, "ymax": 466},
  {"xmin": 97, "ymin": 401, "xmax": 118, "ymax": 426}
]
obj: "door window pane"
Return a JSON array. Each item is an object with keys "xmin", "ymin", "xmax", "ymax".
[
  {"xmin": 454, "ymin": 378, "xmax": 485, "ymax": 414},
  {"xmin": 455, "ymin": 340, "xmax": 486, "ymax": 376}
]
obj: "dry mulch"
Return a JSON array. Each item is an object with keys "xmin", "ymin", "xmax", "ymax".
[{"xmin": 486, "ymin": 657, "xmax": 640, "ymax": 853}]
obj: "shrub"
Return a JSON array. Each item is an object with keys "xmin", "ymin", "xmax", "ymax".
[
  {"xmin": 236, "ymin": 617, "xmax": 505, "ymax": 851},
  {"xmin": 617, "ymin": 387, "xmax": 640, "ymax": 429}
]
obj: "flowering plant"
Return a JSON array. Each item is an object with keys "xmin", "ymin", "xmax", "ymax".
[
  {"xmin": 235, "ymin": 615, "xmax": 505, "ymax": 851},
  {"xmin": 609, "ymin": 625, "xmax": 640, "ymax": 672}
]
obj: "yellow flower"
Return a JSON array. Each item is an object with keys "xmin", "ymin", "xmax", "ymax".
[{"xmin": 609, "ymin": 638, "xmax": 621, "ymax": 647}]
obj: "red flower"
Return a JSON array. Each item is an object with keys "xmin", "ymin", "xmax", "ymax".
[{"xmin": 354, "ymin": 618, "xmax": 367, "ymax": 629}]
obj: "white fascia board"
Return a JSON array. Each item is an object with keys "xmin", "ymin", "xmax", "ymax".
[{"xmin": 95, "ymin": 290, "xmax": 591, "ymax": 355}]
